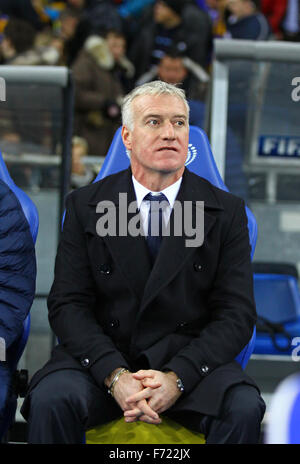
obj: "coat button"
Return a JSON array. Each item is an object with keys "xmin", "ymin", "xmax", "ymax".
[
  {"xmin": 99, "ymin": 264, "xmax": 112, "ymax": 275},
  {"xmin": 109, "ymin": 319, "xmax": 120, "ymax": 328},
  {"xmin": 194, "ymin": 263, "xmax": 202, "ymax": 272},
  {"xmin": 177, "ymin": 321, "xmax": 187, "ymax": 329},
  {"xmin": 200, "ymin": 365, "xmax": 209, "ymax": 375},
  {"xmin": 81, "ymin": 358, "xmax": 90, "ymax": 367}
]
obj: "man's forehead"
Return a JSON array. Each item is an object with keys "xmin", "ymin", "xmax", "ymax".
[{"xmin": 132, "ymin": 94, "xmax": 188, "ymax": 117}]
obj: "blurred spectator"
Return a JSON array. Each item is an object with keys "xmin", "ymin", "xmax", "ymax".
[
  {"xmin": 117, "ymin": 0, "xmax": 155, "ymax": 18},
  {"xmin": 1, "ymin": 17, "xmax": 60, "ymax": 65},
  {"xmin": 0, "ymin": 0, "xmax": 50, "ymax": 30},
  {"xmin": 71, "ymin": 136, "xmax": 95, "ymax": 189},
  {"xmin": 58, "ymin": 0, "xmax": 122, "ymax": 65},
  {"xmin": 115, "ymin": 0, "xmax": 155, "ymax": 47},
  {"xmin": 225, "ymin": 0, "xmax": 271, "ymax": 39},
  {"xmin": 54, "ymin": 7, "xmax": 83, "ymax": 65},
  {"xmin": 260, "ymin": 0, "xmax": 288, "ymax": 39},
  {"xmin": 136, "ymin": 50, "xmax": 209, "ymax": 102},
  {"xmin": 105, "ymin": 29, "xmax": 135, "ymax": 92},
  {"xmin": 59, "ymin": 6, "xmax": 81, "ymax": 42},
  {"xmin": 202, "ymin": 0, "xmax": 228, "ymax": 37},
  {"xmin": 66, "ymin": 0, "xmax": 122, "ymax": 34},
  {"xmin": 129, "ymin": 0, "xmax": 212, "ymax": 80},
  {"xmin": 72, "ymin": 34, "xmax": 123, "ymax": 157},
  {"xmin": 281, "ymin": 0, "xmax": 300, "ymax": 41},
  {"xmin": 194, "ymin": 0, "xmax": 209, "ymax": 9}
]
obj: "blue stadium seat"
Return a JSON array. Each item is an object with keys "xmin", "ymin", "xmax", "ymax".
[
  {"xmin": 253, "ymin": 265, "xmax": 300, "ymax": 355},
  {"xmin": 0, "ymin": 152, "xmax": 38, "ymax": 441}
]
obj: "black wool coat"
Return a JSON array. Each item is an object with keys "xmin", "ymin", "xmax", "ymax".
[{"xmin": 24, "ymin": 168, "xmax": 259, "ymax": 418}]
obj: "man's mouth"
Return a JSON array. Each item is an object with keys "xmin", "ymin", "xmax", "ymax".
[{"xmin": 158, "ymin": 147, "xmax": 177, "ymax": 151}]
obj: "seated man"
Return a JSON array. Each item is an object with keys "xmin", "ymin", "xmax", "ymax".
[
  {"xmin": 0, "ymin": 179, "xmax": 36, "ymax": 425},
  {"xmin": 21, "ymin": 81, "xmax": 265, "ymax": 444}
]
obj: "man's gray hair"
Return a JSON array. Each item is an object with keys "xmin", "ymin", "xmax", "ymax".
[{"xmin": 121, "ymin": 80, "xmax": 190, "ymax": 130}]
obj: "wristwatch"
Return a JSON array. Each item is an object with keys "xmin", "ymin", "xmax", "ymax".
[
  {"xmin": 164, "ymin": 369, "xmax": 185, "ymax": 393},
  {"xmin": 176, "ymin": 377, "xmax": 185, "ymax": 393}
]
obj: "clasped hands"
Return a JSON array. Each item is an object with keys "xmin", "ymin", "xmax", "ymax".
[{"xmin": 112, "ymin": 369, "xmax": 182, "ymax": 425}]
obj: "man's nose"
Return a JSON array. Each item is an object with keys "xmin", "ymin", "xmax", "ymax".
[{"xmin": 162, "ymin": 121, "xmax": 175, "ymax": 139}]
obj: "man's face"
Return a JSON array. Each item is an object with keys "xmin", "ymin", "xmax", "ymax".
[
  {"xmin": 60, "ymin": 16, "xmax": 79, "ymax": 40},
  {"xmin": 158, "ymin": 57, "xmax": 188, "ymax": 85},
  {"xmin": 1, "ymin": 37, "xmax": 13, "ymax": 59},
  {"xmin": 106, "ymin": 34, "xmax": 125, "ymax": 61},
  {"xmin": 67, "ymin": 0, "xmax": 85, "ymax": 8},
  {"xmin": 226, "ymin": 0, "xmax": 247, "ymax": 17},
  {"xmin": 122, "ymin": 94, "xmax": 189, "ymax": 178},
  {"xmin": 154, "ymin": 1, "xmax": 176, "ymax": 24}
]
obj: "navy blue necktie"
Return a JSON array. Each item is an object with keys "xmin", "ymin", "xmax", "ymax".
[{"xmin": 144, "ymin": 192, "xmax": 169, "ymax": 263}]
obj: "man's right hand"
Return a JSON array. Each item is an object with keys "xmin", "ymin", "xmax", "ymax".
[{"xmin": 105, "ymin": 369, "xmax": 162, "ymax": 424}]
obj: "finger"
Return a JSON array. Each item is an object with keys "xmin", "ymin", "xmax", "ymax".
[
  {"xmin": 124, "ymin": 407, "xmax": 141, "ymax": 417},
  {"xmin": 138, "ymin": 414, "xmax": 162, "ymax": 425},
  {"xmin": 137, "ymin": 399, "xmax": 159, "ymax": 420},
  {"xmin": 124, "ymin": 416, "xmax": 138, "ymax": 423},
  {"xmin": 126, "ymin": 387, "xmax": 153, "ymax": 403},
  {"xmin": 141, "ymin": 379, "xmax": 162, "ymax": 389},
  {"xmin": 132, "ymin": 370, "xmax": 155, "ymax": 379}
]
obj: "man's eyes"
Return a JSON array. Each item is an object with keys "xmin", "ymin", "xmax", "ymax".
[
  {"xmin": 146, "ymin": 119, "xmax": 186, "ymax": 126},
  {"xmin": 148, "ymin": 119, "xmax": 159, "ymax": 125}
]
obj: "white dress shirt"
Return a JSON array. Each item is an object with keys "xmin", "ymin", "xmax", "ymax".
[{"xmin": 132, "ymin": 175, "xmax": 182, "ymax": 237}]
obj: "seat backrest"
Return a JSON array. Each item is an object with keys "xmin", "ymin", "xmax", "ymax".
[
  {"xmin": 95, "ymin": 126, "xmax": 257, "ymax": 259},
  {"xmin": 95, "ymin": 126, "xmax": 258, "ymax": 369},
  {"xmin": 253, "ymin": 273, "xmax": 300, "ymax": 324}
]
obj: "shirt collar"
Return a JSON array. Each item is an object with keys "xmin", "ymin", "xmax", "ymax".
[{"xmin": 132, "ymin": 175, "xmax": 182, "ymax": 209}]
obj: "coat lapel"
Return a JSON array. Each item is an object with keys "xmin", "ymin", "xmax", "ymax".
[{"xmin": 87, "ymin": 169, "xmax": 152, "ymax": 302}]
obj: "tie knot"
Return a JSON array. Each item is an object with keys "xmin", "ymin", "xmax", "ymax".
[{"xmin": 144, "ymin": 192, "xmax": 168, "ymax": 204}]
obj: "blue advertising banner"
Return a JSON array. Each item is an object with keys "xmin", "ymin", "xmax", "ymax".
[{"xmin": 259, "ymin": 136, "xmax": 300, "ymax": 158}]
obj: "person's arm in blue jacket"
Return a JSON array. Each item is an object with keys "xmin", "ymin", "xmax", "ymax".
[{"xmin": 0, "ymin": 180, "xmax": 36, "ymax": 354}]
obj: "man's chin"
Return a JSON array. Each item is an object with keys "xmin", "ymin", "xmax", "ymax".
[{"xmin": 153, "ymin": 165, "xmax": 184, "ymax": 176}]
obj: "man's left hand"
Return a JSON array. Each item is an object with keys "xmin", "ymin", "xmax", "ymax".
[{"xmin": 124, "ymin": 370, "xmax": 182, "ymax": 422}]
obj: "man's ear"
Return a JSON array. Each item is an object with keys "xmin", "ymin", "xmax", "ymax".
[{"xmin": 121, "ymin": 126, "xmax": 132, "ymax": 151}]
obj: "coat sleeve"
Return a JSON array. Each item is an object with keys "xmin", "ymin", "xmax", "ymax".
[
  {"xmin": 0, "ymin": 183, "xmax": 36, "ymax": 350},
  {"xmin": 47, "ymin": 192, "xmax": 130, "ymax": 387},
  {"xmin": 162, "ymin": 198, "xmax": 256, "ymax": 394}
]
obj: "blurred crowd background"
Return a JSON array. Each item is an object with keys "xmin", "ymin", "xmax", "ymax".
[{"xmin": 0, "ymin": 0, "xmax": 298, "ymax": 189}]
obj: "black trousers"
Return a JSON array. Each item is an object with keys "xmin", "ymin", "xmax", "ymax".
[{"xmin": 22, "ymin": 369, "xmax": 265, "ymax": 444}]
